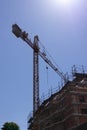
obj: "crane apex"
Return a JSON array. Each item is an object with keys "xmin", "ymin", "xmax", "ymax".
[{"xmin": 12, "ymin": 24, "xmax": 22, "ymax": 38}]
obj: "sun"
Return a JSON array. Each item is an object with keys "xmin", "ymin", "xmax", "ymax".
[
  {"xmin": 56, "ymin": 0, "xmax": 70, "ymax": 5},
  {"xmin": 59, "ymin": 0, "xmax": 70, "ymax": 4},
  {"xmin": 50, "ymin": 0, "xmax": 72, "ymax": 8}
]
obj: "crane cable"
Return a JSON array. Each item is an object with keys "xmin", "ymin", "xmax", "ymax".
[{"xmin": 39, "ymin": 40, "xmax": 65, "ymax": 77}]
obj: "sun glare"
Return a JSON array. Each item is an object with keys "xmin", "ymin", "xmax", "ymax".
[
  {"xmin": 59, "ymin": 0, "xmax": 70, "ymax": 5},
  {"xmin": 50, "ymin": 0, "xmax": 74, "ymax": 8}
]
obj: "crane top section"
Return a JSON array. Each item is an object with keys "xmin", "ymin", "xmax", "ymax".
[
  {"xmin": 12, "ymin": 24, "xmax": 39, "ymax": 51},
  {"xmin": 12, "ymin": 24, "xmax": 67, "ymax": 83}
]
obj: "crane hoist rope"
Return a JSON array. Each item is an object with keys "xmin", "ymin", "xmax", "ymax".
[{"xmin": 12, "ymin": 24, "xmax": 68, "ymax": 115}]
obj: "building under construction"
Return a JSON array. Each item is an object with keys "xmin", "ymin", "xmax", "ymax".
[
  {"xmin": 12, "ymin": 24, "xmax": 87, "ymax": 130},
  {"xmin": 28, "ymin": 66, "xmax": 87, "ymax": 130}
]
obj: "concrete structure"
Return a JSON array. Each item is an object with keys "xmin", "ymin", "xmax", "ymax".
[{"xmin": 28, "ymin": 70, "xmax": 87, "ymax": 130}]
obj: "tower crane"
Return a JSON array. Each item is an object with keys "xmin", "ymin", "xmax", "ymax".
[{"xmin": 12, "ymin": 24, "xmax": 67, "ymax": 115}]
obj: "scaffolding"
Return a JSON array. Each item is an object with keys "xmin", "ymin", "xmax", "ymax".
[{"xmin": 27, "ymin": 65, "xmax": 87, "ymax": 130}]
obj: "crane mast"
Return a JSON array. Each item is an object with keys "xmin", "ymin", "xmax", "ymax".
[
  {"xmin": 33, "ymin": 36, "xmax": 39, "ymax": 113},
  {"xmin": 12, "ymin": 24, "xmax": 67, "ymax": 115}
]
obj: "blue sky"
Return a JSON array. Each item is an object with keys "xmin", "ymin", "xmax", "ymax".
[{"xmin": 0, "ymin": 0, "xmax": 87, "ymax": 130}]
